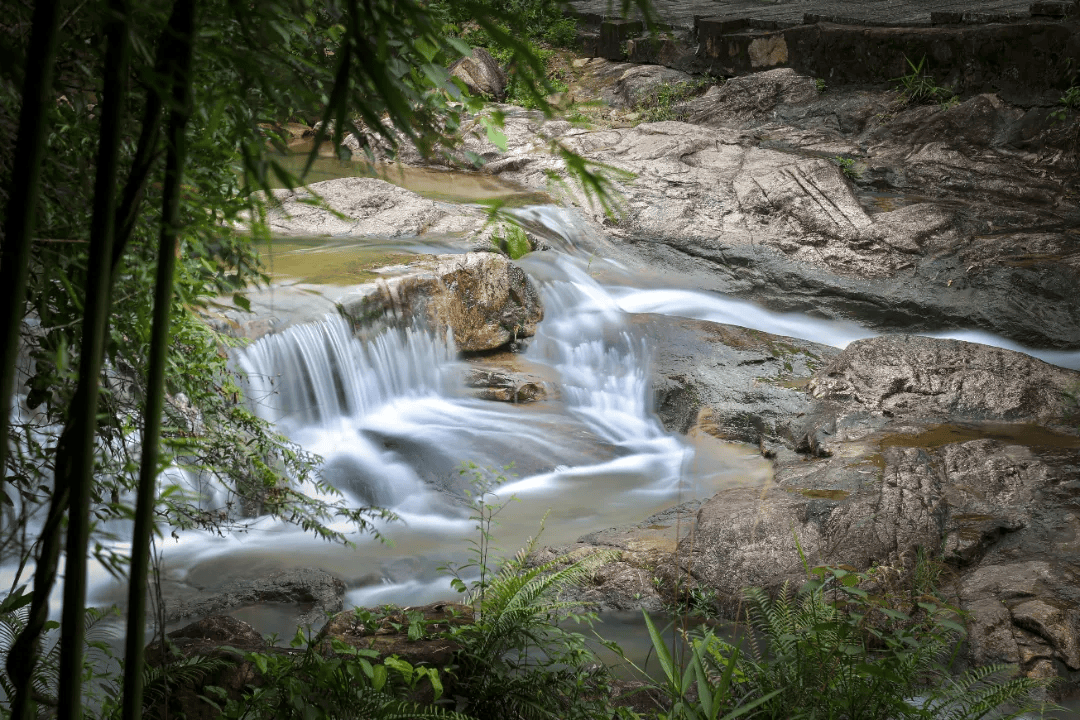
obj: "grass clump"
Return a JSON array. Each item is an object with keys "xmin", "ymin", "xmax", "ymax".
[
  {"xmin": 894, "ymin": 55, "xmax": 954, "ymax": 106},
  {"xmin": 634, "ymin": 79, "xmax": 711, "ymax": 123}
]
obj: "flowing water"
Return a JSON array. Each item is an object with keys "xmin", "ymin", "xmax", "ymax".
[{"xmin": 113, "ymin": 224, "xmax": 772, "ymax": 634}]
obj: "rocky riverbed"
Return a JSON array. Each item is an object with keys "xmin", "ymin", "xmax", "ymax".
[{"xmin": 181, "ymin": 56, "xmax": 1080, "ymax": 696}]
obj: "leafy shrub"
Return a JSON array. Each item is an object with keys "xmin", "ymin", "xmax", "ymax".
[
  {"xmin": 832, "ymin": 155, "xmax": 860, "ymax": 181},
  {"xmin": 204, "ymin": 630, "xmax": 468, "ymax": 720}
]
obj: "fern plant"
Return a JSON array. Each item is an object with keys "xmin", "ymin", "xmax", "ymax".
[
  {"xmin": 448, "ymin": 541, "xmax": 620, "ymax": 720},
  {"xmin": 724, "ymin": 565, "xmax": 1055, "ymax": 720},
  {"xmin": 441, "ymin": 462, "xmax": 623, "ymax": 720},
  {"xmin": 0, "ymin": 588, "xmax": 118, "ymax": 717}
]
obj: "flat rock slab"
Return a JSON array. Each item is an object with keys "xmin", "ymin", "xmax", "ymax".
[{"xmin": 473, "ymin": 69, "xmax": 1080, "ymax": 348}]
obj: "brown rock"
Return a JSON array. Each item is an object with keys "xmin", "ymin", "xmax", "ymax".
[{"xmin": 342, "ymin": 252, "xmax": 543, "ymax": 352}]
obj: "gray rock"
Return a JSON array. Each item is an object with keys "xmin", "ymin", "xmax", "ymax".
[
  {"xmin": 808, "ymin": 335, "xmax": 1079, "ymax": 426},
  {"xmin": 611, "ymin": 63, "xmax": 696, "ymax": 108},
  {"xmin": 633, "ymin": 314, "xmax": 838, "ymax": 444},
  {"xmin": 265, "ymin": 176, "xmax": 484, "ymax": 237},
  {"xmin": 164, "ymin": 568, "xmax": 345, "ymax": 631},
  {"xmin": 449, "ymin": 47, "xmax": 507, "ymax": 101},
  {"xmin": 684, "ymin": 67, "xmax": 818, "ymax": 127}
]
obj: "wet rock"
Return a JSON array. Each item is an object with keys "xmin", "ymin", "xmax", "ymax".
[
  {"xmin": 533, "ymin": 503, "xmax": 702, "ymax": 613},
  {"xmin": 164, "ymin": 568, "xmax": 346, "ymax": 629},
  {"xmin": 673, "ymin": 335, "xmax": 1080, "ymax": 684},
  {"xmin": 465, "ymin": 365, "xmax": 548, "ymax": 403},
  {"xmin": 476, "ymin": 67, "xmax": 1080, "ymax": 348},
  {"xmin": 340, "ymin": 252, "xmax": 544, "ymax": 352},
  {"xmin": 145, "ymin": 616, "xmax": 271, "ymax": 720},
  {"xmin": 808, "ymin": 335, "xmax": 1079, "ymax": 426},
  {"xmin": 633, "ymin": 314, "xmax": 838, "ymax": 445},
  {"xmin": 449, "ymin": 47, "xmax": 508, "ymax": 101},
  {"xmin": 264, "ymin": 177, "xmax": 485, "ymax": 237}
]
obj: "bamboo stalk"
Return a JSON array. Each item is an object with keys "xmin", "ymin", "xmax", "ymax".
[
  {"xmin": 57, "ymin": 0, "xmax": 131, "ymax": 716},
  {"xmin": 121, "ymin": 2, "xmax": 196, "ymax": 718}
]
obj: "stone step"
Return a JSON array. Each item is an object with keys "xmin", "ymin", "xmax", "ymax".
[{"xmin": 572, "ymin": 1, "xmax": 1080, "ymax": 104}]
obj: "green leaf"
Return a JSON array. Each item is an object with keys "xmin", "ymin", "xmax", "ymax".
[
  {"xmin": 232, "ymin": 292, "xmax": 251, "ymax": 312},
  {"xmin": 371, "ymin": 663, "xmax": 388, "ymax": 692}
]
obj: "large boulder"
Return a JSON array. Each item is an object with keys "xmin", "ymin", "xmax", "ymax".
[
  {"xmin": 634, "ymin": 314, "xmax": 838, "ymax": 445},
  {"xmin": 449, "ymin": 47, "xmax": 507, "ymax": 101},
  {"xmin": 340, "ymin": 252, "xmax": 543, "ymax": 352},
  {"xmin": 680, "ymin": 336, "xmax": 1080, "ymax": 685}
]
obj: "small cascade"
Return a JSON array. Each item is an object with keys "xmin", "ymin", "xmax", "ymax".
[
  {"xmin": 521, "ymin": 254, "xmax": 666, "ymax": 448},
  {"xmin": 236, "ymin": 315, "xmax": 460, "ymax": 428}
]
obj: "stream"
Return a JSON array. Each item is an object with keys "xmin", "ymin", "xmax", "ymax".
[
  {"xmin": 92, "ymin": 155, "xmax": 1080, "ymax": 631},
  {"xmin": 8, "ymin": 151, "xmax": 1078, "ymax": 714}
]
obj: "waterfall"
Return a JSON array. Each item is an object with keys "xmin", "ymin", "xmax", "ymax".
[{"xmin": 236, "ymin": 315, "xmax": 461, "ymax": 428}]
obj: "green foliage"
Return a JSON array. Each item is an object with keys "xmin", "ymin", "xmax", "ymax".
[
  {"xmin": 204, "ymin": 630, "xmax": 469, "ymax": 720},
  {"xmin": 832, "ymin": 155, "xmax": 861, "ymax": 181},
  {"xmin": 815, "ymin": 78, "xmax": 827, "ymax": 93},
  {"xmin": 634, "ymin": 79, "xmax": 711, "ymax": 123},
  {"xmin": 431, "ymin": 0, "xmax": 580, "ymax": 48},
  {"xmin": 1051, "ymin": 85, "xmax": 1080, "ymax": 122},
  {"xmin": 642, "ymin": 563, "xmax": 1057, "ymax": 720},
  {"xmin": 894, "ymin": 55, "xmax": 954, "ymax": 105},
  {"xmin": 490, "ymin": 223, "xmax": 532, "ymax": 259}
]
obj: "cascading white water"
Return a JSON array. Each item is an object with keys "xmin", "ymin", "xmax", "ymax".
[
  {"xmin": 132, "ymin": 255, "xmax": 748, "ymax": 624},
  {"xmin": 512, "ymin": 205, "xmax": 1080, "ymax": 371},
  {"xmin": 236, "ymin": 315, "xmax": 461, "ymax": 428}
]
